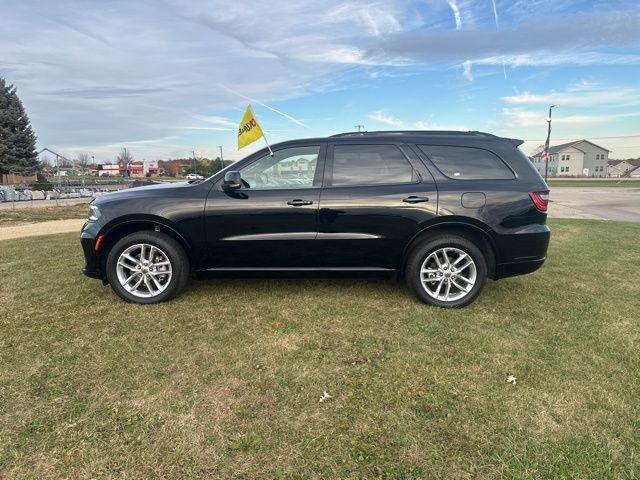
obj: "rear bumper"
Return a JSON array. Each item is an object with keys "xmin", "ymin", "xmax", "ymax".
[
  {"xmin": 494, "ymin": 223, "xmax": 550, "ymax": 279},
  {"xmin": 497, "ymin": 256, "xmax": 546, "ymax": 279}
]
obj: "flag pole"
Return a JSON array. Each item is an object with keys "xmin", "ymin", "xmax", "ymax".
[
  {"xmin": 543, "ymin": 104, "xmax": 558, "ymax": 182},
  {"xmin": 263, "ymin": 134, "xmax": 274, "ymax": 156}
]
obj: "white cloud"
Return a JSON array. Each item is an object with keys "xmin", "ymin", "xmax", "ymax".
[
  {"xmin": 371, "ymin": 10, "xmax": 640, "ymax": 65},
  {"xmin": 490, "ymin": 0, "xmax": 500, "ymax": 28},
  {"xmin": 324, "ymin": 3, "xmax": 402, "ymax": 37},
  {"xmin": 369, "ymin": 111, "xmax": 404, "ymax": 128},
  {"xmin": 477, "ymin": 52, "xmax": 640, "ymax": 67},
  {"xmin": 192, "ymin": 115, "xmax": 237, "ymax": 128},
  {"xmin": 175, "ymin": 126, "xmax": 236, "ymax": 132},
  {"xmin": 501, "ymin": 84, "xmax": 640, "ymax": 107},
  {"xmin": 221, "ymin": 85, "xmax": 308, "ymax": 128},
  {"xmin": 2, "ymin": 0, "xmax": 640, "ymax": 159},
  {"xmin": 502, "ymin": 108, "xmax": 640, "ymax": 128},
  {"xmin": 462, "ymin": 60, "xmax": 474, "ymax": 81},
  {"xmin": 447, "ymin": 1, "xmax": 462, "ymax": 30},
  {"xmin": 415, "ymin": 121, "xmax": 468, "ymax": 130}
]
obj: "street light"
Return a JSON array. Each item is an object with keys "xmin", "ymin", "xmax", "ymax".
[
  {"xmin": 191, "ymin": 150, "xmax": 198, "ymax": 175},
  {"xmin": 218, "ymin": 146, "xmax": 224, "ymax": 171}
]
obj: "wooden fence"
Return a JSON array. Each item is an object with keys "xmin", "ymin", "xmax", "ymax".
[{"xmin": 1, "ymin": 174, "xmax": 37, "ymax": 184}]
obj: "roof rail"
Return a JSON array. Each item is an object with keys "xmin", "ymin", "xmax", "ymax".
[{"xmin": 329, "ymin": 130, "xmax": 496, "ymax": 138}]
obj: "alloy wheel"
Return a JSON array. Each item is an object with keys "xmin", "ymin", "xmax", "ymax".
[
  {"xmin": 116, "ymin": 243, "xmax": 173, "ymax": 298},
  {"xmin": 420, "ymin": 247, "xmax": 477, "ymax": 302}
]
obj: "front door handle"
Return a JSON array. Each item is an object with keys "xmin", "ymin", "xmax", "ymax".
[
  {"xmin": 287, "ymin": 199, "xmax": 314, "ymax": 207},
  {"xmin": 402, "ymin": 196, "xmax": 429, "ymax": 204}
]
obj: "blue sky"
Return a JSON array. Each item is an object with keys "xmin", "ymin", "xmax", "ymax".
[{"xmin": 2, "ymin": 0, "xmax": 640, "ymax": 163}]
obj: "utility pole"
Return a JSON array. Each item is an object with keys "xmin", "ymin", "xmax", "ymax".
[
  {"xmin": 218, "ymin": 146, "xmax": 224, "ymax": 171},
  {"xmin": 192, "ymin": 150, "xmax": 198, "ymax": 175},
  {"xmin": 55, "ymin": 154, "xmax": 60, "ymax": 207},
  {"xmin": 354, "ymin": 124, "xmax": 365, "ymax": 133},
  {"xmin": 543, "ymin": 105, "xmax": 558, "ymax": 182}
]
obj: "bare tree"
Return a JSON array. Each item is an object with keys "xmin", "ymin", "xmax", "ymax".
[
  {"xmin": 117, "ymin": 148, "xmax": 133, "ymax": 165},
  {"xmin": 116, "ymin": 148, "xmax": 134, "ymax": 177},
  {"xmin": 76, "ymin": 152, "xmax": 91, "ymax": 172}
]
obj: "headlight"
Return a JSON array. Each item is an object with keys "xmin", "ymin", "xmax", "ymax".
[{"xmin": 88, "ymin": 205, "xmax": 101, "ymax": 222}]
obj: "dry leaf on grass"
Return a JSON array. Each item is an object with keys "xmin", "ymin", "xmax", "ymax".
[{"xmin": 319, "ymin": 390, "xmax": 332, "ymax": 403}]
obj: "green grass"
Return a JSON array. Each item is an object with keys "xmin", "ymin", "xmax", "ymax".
[
  {"xmin": 548, "ymin": 179, "xmax": 640, "ymax": 188},
  {"xmin": 0, "ymin": 204, "xmax": 88, "ymax": 226},
  {"xmin": 1, "ymin": 219, "xmax": 639, "ymax": 478}
]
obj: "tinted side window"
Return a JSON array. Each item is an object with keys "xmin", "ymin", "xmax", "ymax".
[
  {"xmin": 331, "ymin": 144, "xmax": 415, "ymax": 186},
  {"xmin": 240, "ymin": 145, "xmax": 320, "ymax": 189},
  {"xmin": 418, "ymin": 145, "xmax": 514, "ymax": 180}
]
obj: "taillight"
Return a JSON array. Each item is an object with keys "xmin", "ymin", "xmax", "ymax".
[{"xmin": 529, "ymin": 190, "xmax": 550, "ymax": 212}]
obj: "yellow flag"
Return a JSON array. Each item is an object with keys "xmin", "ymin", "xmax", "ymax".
[{"xmin": 237, "ymin": 105, "xmax": 265, "ymax": 149}]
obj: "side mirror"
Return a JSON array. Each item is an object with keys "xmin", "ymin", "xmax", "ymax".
[{"xmin": 223, "ymin": 170, "xmax": 242, "ymax": 190}]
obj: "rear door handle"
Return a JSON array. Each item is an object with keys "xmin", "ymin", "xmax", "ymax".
[
  {"xmin": 287, "ymin": 199, "xmax": 314, "ymax": 207},
  {"xmin": 402, "ymin": 196, "xmax": 429, "ymax": 204}
]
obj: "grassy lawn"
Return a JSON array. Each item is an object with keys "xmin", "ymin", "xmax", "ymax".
[
  {"xmin": 0, "ymin": 204, "xmax": 88, "ymax": 226},
  {"xmin": 1, "ymin": 219, "xmax": 639, "ymax": 478},
  {"xmin": 548, "ymin": 179, "xmax": 640, "ymax": 188}
]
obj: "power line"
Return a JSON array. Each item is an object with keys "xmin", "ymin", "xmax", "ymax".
[{"xmin": 522, "ymin": 133, "xmax": 640, "ymax": 141}]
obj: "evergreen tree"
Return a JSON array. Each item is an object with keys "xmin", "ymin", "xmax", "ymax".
[
  {"xmin": 207, "ymin": 157, "xmax": 225, "ymax": 176},
  {"xmin": 31, "ymin": 172, "xmax": 52, "ymax": 191},
  {"xmin": 0, "ymin": 77, "xmax": 39, "ymax": 182}
]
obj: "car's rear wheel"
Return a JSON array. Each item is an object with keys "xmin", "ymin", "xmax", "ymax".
[
  {"xmin": 105, "ymin": 231, "xmax": 189, "ymax": 304},
  {"xmin": 406, "ymin": 235, "xmax": 487, "ymax": 308}
]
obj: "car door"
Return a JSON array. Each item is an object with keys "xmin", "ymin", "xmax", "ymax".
[
  {"xmin": 316, "ymin": 142, "xmax": 438, "ymax": 269},
  {"xmin": 203, "ymin": 143, "xmax": 326, "ymax": 268}
]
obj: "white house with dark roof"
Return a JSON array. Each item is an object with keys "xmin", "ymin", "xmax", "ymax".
[
  {"xmin": 530, "ymin": 140, "xmax": 610, "ymax": 177},
  {"xmin": 608, "ymin": 159, "xmax": 640, "ymax": 177}
]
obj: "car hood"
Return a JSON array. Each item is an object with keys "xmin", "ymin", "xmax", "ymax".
[{"xmin": 93, "ymin": 181, "xmax": 194, "ymax": 204}]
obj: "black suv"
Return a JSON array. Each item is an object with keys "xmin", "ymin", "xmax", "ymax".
[{"xmin": 81, "ymin": 131, "xmax": 550, "ymax": 307}]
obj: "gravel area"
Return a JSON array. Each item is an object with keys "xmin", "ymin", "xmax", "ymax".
[{"xmin": 0, "ymin": 219, "xmax": 85, "ymax": 241}]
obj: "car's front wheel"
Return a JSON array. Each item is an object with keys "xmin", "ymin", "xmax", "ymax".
[
  {"xmin": 406, "ymin": 235, "xmax": 487, "ymax": 308},
  {"xmin": 105, "ymin": 231, "xmax": 189, "ymax": 304}
]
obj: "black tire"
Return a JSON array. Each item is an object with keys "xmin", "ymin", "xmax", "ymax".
[
  {"xmin": 406, "ymin": 235, "xmax": 487, "ymax": 308},
  {"xmin": 105, "ymin": 231, "xmax": 189, "ymax": 304}
]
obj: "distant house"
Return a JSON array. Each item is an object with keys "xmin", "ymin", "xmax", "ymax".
[
  {"xmin": 98, "ymin": 164, "xmax": 122, "ymax": 176},
  {"xmin": 530, "ymin": 140, "xmax": 610, "ymax": 177},
  {"xmin": 98, "ymin": 160, "xmax": 159, "ymax": 177},
  {"xmin": 275, "ymin": 157, "xmax": 316, "ymax": 176},
  {"xmin": 608, "ymin": 159, "xmax": 640, "ymax": 178}
]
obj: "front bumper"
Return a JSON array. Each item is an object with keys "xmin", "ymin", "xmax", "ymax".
[{"xmin": 81, "ymin": 222, "xmax": 103, "ymax": 279}]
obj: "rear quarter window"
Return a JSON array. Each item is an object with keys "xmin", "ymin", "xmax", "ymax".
[
  {"xmin": 331, "ymin": 144, "xmax": 416, "ymax": 186},
  {"xmin": 418, "ymin": 145, "xmax": 514, "ymax": 180}
]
